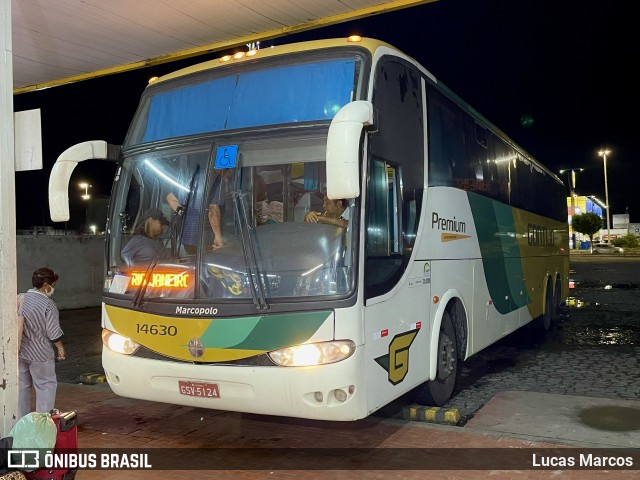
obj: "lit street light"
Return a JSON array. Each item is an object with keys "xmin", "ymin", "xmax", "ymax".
[
  {"xmin": 79, "ymin": 182, "xmax": 92, "ymax": 232},
  {"xmin": 79, "ymin": 182, "xmax": 91, "ymax": 200},
  {"xmin": 559, "ymin": 168, "xmax": 584, "ymax": 249},
  {"xmin": 598, "ymin": 149, "xmax": 611, "ymax": 243}
]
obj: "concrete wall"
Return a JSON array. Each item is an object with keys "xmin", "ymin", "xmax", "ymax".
[{"xmin": 17, "ymin": 234, "xmax": 104, "ymax": 309}]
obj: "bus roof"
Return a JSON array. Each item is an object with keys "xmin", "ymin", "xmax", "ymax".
[
  {"xmin": 153, "ymin": 37, "xmax": 393, "ymax": 85},
  {"xmin": 149, "ymin": 36, "xmax": 561, "ymax": 186}
]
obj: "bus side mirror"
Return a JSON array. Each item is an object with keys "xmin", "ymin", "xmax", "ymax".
[
  {"xmin": 326, "ymin": 100, "xmax": 374, "ymax": 200},
  {"xmin": 48, "ymin": 140, "xmax": 121, "ymax": 222}
]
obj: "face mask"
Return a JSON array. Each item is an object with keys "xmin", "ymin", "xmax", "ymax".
[{"xmin": 46, "ymin": 286, "xmax": 55, "ymax": 297}]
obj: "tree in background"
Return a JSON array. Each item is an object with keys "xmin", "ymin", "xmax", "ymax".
[
  {"xmin": 613, "ymin": 233, "xmax": 640, "ymax": 249},
  {"xmin": 571, "ymin": 212, "xmax": 603, "ymax": 251}
]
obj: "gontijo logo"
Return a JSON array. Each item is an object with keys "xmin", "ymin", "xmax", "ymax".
[
  {"xmin": 374, "ymin": 329, "xmax": 420, "ymax": 385},
  {"xmin": 527, "ymin": 223, "xmax": 555, "ymax": 247}
]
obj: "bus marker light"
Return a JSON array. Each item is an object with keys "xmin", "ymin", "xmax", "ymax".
[
  {"xmin": 373, "ymin": 329, "xmax": 388, "ymax": 340},
  {"xmin": 334, "ymin": 389, "xmax": 347, "ymax": 402},
  {"xmin": 433, "ymin": 296, "xmax": 439, "ymax": 304},
  {"xmin": 220, "ymin": 55, "xmax": 232, "ymax": 63},
  {"xmin": 347, "ymin": 35, "xmax": 362, "ymax": 43}
]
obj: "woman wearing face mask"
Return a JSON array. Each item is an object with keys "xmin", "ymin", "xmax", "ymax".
[{"xmin": 18, "ymin": 267, "xmax": 65, "ymax": 418}]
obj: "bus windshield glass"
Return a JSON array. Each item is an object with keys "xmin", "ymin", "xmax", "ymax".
[{"xmin": 106, "ymin": 134, "xmax": 357, "ymax": 303}]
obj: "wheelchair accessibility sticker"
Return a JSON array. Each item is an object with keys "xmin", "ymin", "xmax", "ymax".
[{"xmin": 214, "ymin": 145, "xmax": 238, "ymax": 169}]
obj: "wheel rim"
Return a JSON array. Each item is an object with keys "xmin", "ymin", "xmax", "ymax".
[{"xmin": 437, "ymin": 330, "xmax": 456, "ymax": 381}]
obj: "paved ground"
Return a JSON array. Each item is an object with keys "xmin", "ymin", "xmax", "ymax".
[
  {"xmin": 46, "ymin": 382, "xmax": 640, "ymax": 479},
  {"xmin": 56, "ymin": 307, "xmax": 103, "ymax": 384},
  {"xmin": 12, "ymin": 254, "xmax": 639, "ymax": 478},
  {"xmin": 466, "ymin": 390, "xmax": 640, "ymax": 448}
]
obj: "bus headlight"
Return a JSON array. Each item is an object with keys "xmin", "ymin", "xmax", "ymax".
[
  {"xmin": 102, "ymin": 329, "xmax": 140, "ymax": 355},
  {"xmin": 268, "ymin": 340, "xmax": 355, "ymax": 367}
]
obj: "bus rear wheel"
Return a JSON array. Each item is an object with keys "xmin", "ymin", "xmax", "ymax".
[
  {"xmin": 414, "ymin": 310, "xmax": 458, "ymax": 406},
  {"xmin": 554, "ymin": 278, "xmax": 562, "ymax": 311},
  {"xmin": 535, "ymin": 281, "xmax": 555, "ymax": 330}
]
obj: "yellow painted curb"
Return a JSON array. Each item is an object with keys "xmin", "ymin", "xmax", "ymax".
[{"xmin": 402, "ymin": 404, "xmax": 461, "ymax": 425}]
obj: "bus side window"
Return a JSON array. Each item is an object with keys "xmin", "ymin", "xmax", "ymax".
[{"xmin": 365, "ymin": 158, "xmax": 403, "ymax": 298}]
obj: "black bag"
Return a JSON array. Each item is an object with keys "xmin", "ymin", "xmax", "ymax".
[{"xmin": 0, "ymin": 436, "xmax": 14, "ymax": 474}]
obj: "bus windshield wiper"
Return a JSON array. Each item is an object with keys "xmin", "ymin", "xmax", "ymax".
[
  {"xmin": 233, "ymin": 190, "xmax": 269, "ymax": 311},
  {"xmin": 132, "ymin": 256, "xmax": 159, "ymax": 308}
]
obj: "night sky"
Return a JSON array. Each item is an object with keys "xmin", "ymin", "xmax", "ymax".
[{"xmin": 13, "ymin": 0, "xmax": 636, "ymax": 229}]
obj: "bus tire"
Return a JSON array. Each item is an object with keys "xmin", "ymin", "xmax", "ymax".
[
  {"xmin": 535, "ymin": 281, "xmax": 554, "ymax": 330},
  {"xmin": 554, "ymin": 277, "xmax": 562, "ymax": 312},
  {"xmin": 414, "ymin": 309, "xmax": 458, "ymax": 406}
]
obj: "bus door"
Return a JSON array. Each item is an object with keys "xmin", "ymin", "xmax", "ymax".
[{"xmin": 362, "ymin": 58, "xmax": 428, "ymax": 412}]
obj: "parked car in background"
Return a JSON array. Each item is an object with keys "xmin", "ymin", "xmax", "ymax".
[{"xmin": 591, "ymin": 242, "xmax": 624, "ymax": 254}]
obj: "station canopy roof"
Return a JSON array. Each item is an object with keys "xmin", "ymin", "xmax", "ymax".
[{"xmin": 12, "ymin": 0, "xmax": 436, "ymax": 94}]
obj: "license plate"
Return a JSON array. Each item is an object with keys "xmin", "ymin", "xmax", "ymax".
[{"xmin": 178, "ymin": 380, "xmax": 220, "ymax": 398}]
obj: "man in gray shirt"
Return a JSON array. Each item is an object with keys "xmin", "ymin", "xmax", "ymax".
[{"xmin": 18, "ymin": 267, "xmax": 64, "ymax": 418}]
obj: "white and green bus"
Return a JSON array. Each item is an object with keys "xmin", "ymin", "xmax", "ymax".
[{"xmin": 49, "ymin": 37, "xmax": 568, "ymax": 421}]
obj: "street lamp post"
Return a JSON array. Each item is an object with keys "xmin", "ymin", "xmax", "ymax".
[
  {"xmin": 79, "ymin": 182, "xmax": 91, "ymax": 233},
  {"xmin": 598, "ymin": 150, "xmax": 611, "ymax": 243},
  {"xmin": 79, "ymin": 182, "xmax": 91, "ymax": 200},
  {"xmin": 559, "ymin": 168, "xmax": 584, "ymax": 249}
]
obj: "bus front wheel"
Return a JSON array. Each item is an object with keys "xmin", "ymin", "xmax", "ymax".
[{"xmin": 414, "ymin": 310, "xmax": 458, "ymax": 406}]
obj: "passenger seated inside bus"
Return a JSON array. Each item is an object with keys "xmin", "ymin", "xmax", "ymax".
[
  {"xmin": 303, "ymin": 195, "xmax": 349, "ymax": 228},
  {"xmin": 254, "ymin": 173, "xmax": 283, "ymax": 225},
  {"xmin": 167, "ymin": 167, "xmax": 231, "ymax": 252},
  {"xmin": 121, "ymin": 209, "xmax": 170, "ymax": 265}
]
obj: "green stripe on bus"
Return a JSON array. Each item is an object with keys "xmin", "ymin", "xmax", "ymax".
[
  {"xmin": 468, "ymin": 192, "xmax": 527, "ymax": 314},
  {"xmin": 199, "ymin": 310, "xmax": 332, "ymax": 350}
]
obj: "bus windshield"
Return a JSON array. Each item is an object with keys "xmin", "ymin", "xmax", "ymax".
[{"xmin": 105, "ymin": 134, "xmax": 357, "ymax": 303}]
